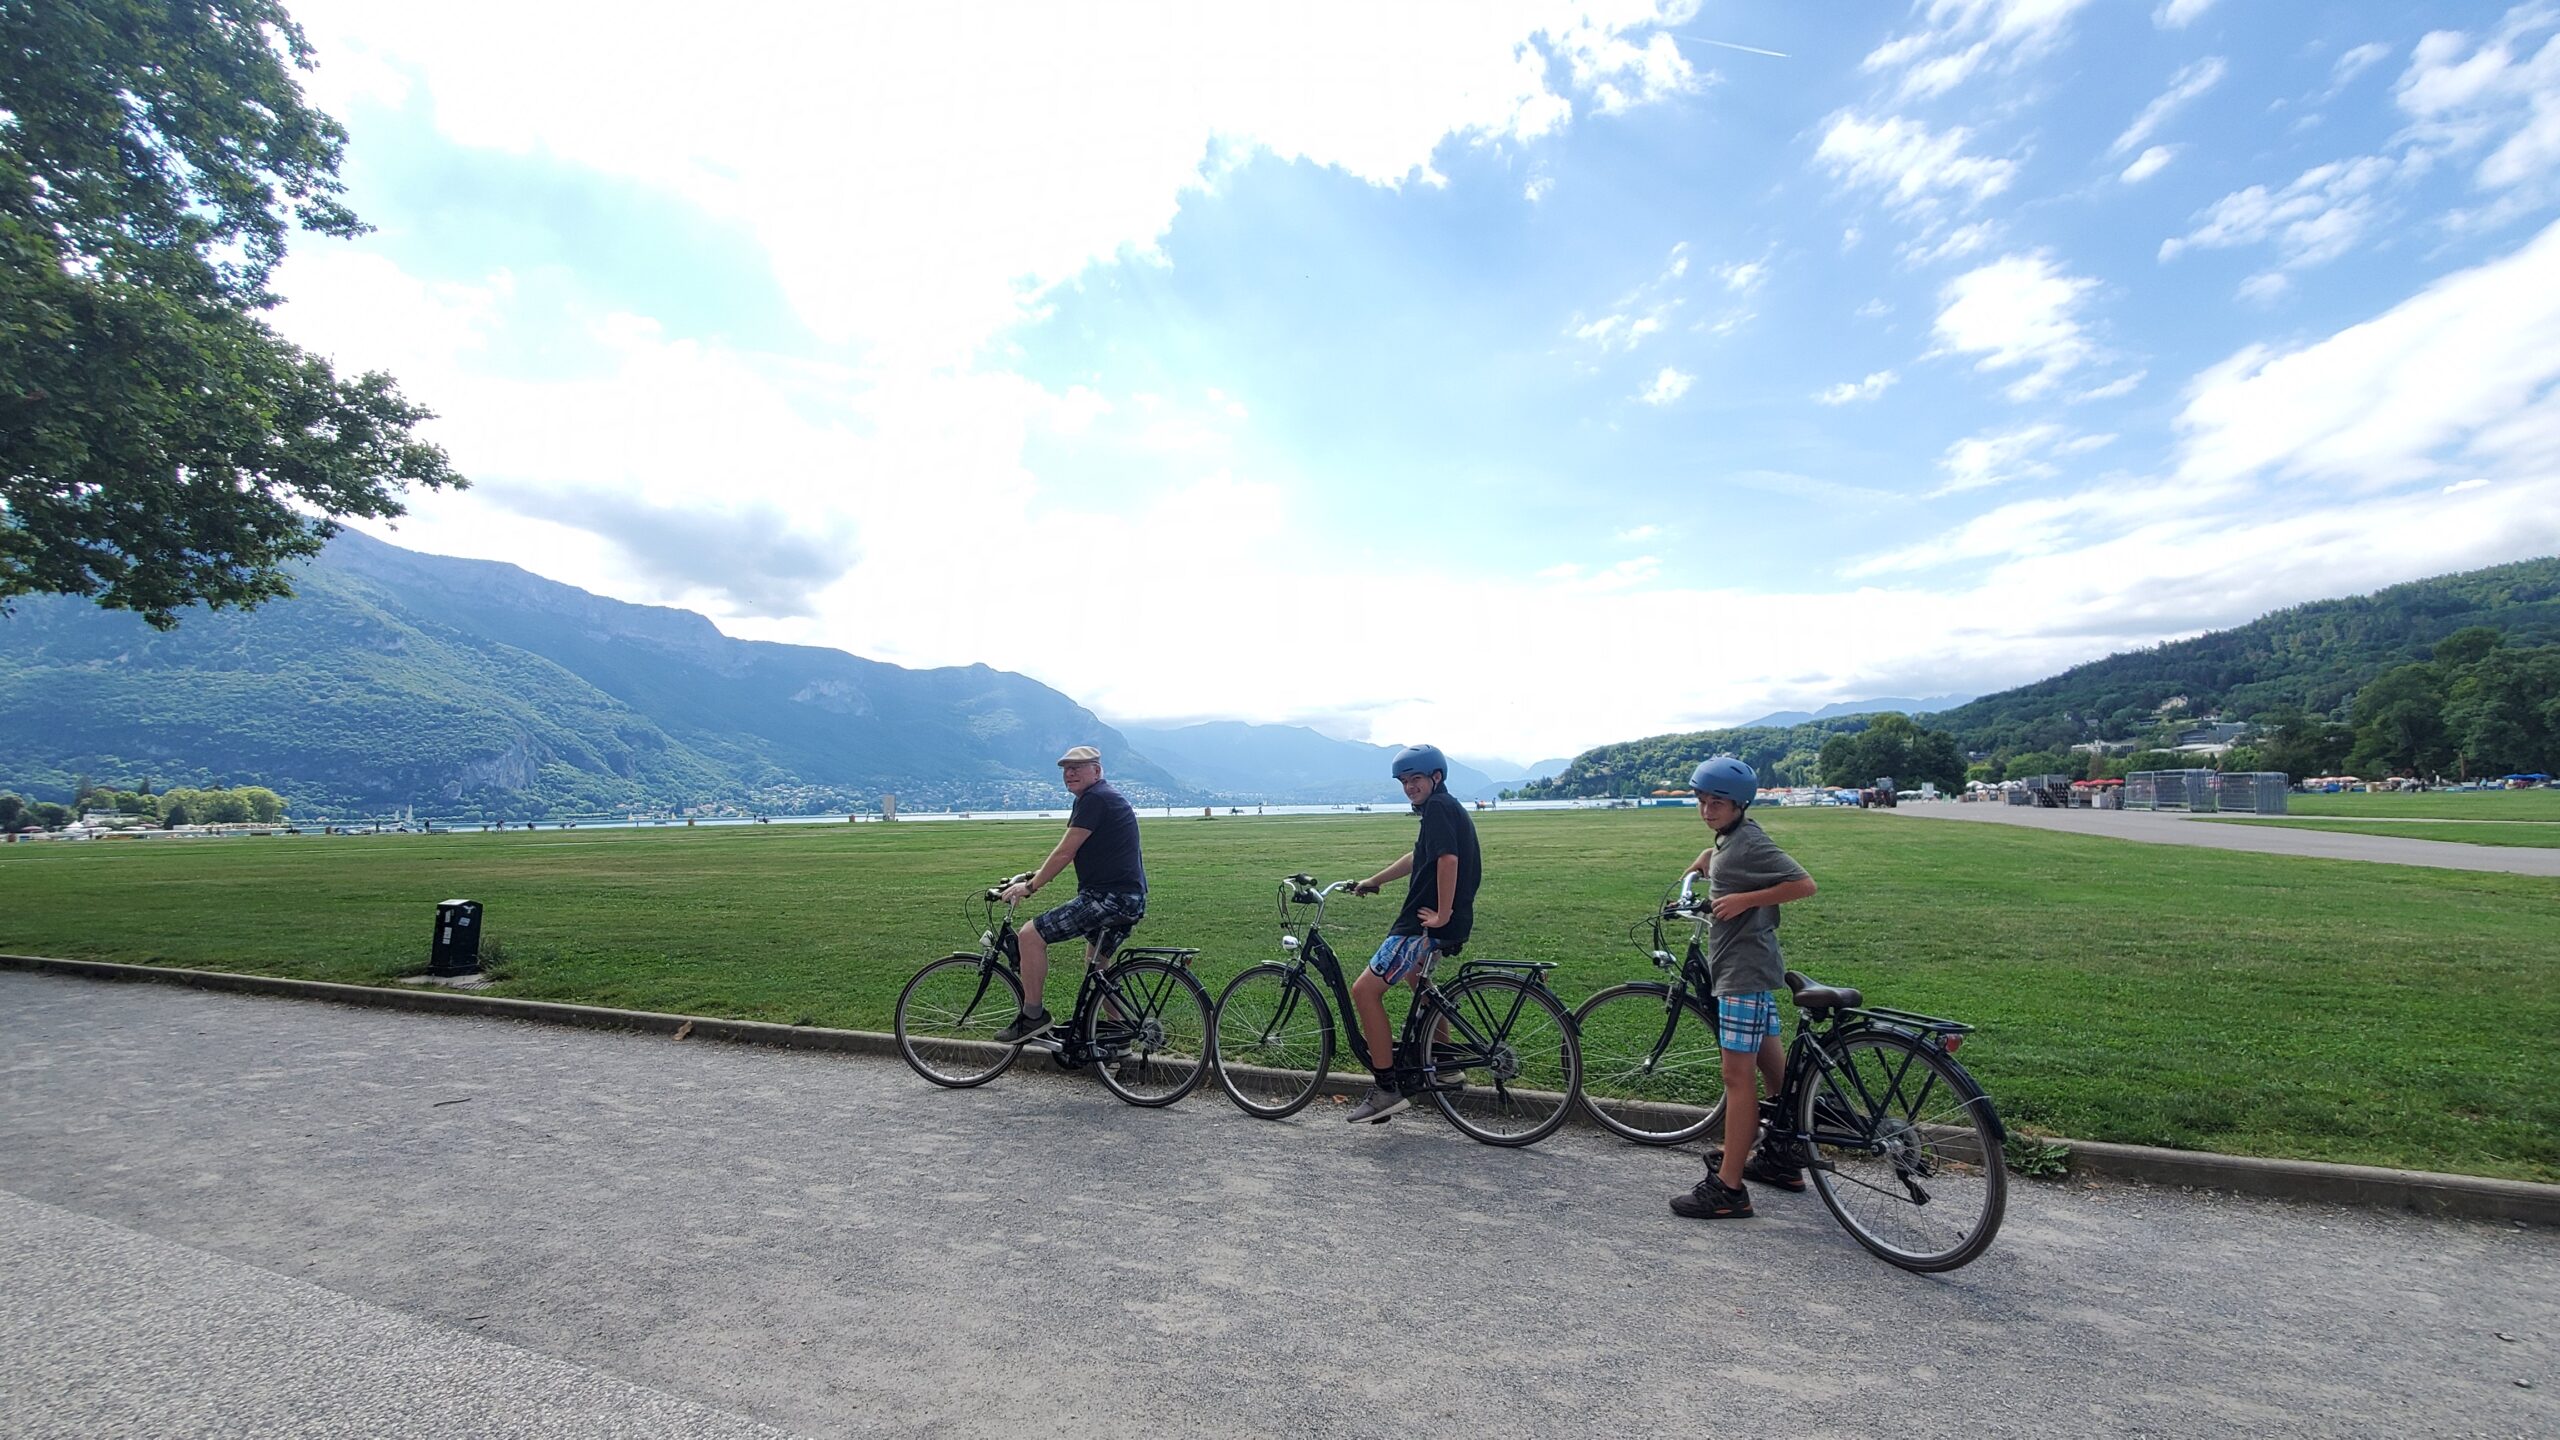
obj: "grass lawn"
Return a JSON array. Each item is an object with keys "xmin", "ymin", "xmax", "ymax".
[
  {"xmin": 2204, "ymin": 817, "xmax": 2560, "ymax": 848},
  {"xmin": 5, "ymin": 807, "xmax": 2555, "ymax": 1181},
  {"xmin": 2287, "ymin": 789, "xmax": 2560, "ymax": 819}
]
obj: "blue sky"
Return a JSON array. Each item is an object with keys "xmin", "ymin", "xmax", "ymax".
[{"xmin": 274, "ymin": 1, "xmax": 2560, "ymax": 764}]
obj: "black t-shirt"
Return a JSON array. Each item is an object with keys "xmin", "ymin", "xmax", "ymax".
[
  {"xmin": 1392, "ymin": 789, "xmax": 1480, "ymax": 950},
  {"xmin": 1067, "ymin": 780, "xmax": 1146, "ymax": 896}
]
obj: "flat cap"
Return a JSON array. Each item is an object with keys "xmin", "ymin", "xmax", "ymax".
[{"xmin": 1056, "ymin": 745, "xmax": 1103, "ymax": 765}]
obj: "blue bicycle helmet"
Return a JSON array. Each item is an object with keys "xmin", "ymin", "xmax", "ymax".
[
  {"xmin": 1689, "ymin": 755, "xmax": 1758, "ymax": 807},
  {"xmin": 1390, "ymin": 744, "xmax": 1448, "ymax": 781}
]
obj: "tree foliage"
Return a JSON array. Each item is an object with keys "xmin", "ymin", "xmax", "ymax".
[
  {"xmin": 1, "ymin": 0, "xmax": 463, "ymax": 627},
  {"xmin": 1814, "ymin": 713, "xmax": 1966, "ymax": 792}
]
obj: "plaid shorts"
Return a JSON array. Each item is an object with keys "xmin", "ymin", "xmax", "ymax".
[
  {"xmin": 1716, "ymin": 990, "xmax": 1782, "ymax": 1052},
  {"xmin": 1365, "ymin": 933, "xmax": 1441, "ymax": 984},
  {"xmin": 1033, "ymin": 890, "xmax": 1145, "ymax": 953}
]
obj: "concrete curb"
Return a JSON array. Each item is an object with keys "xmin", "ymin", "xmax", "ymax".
[{"xmin": 7, "ymin": 953, "xmax": 2554, "ymax": 1226}]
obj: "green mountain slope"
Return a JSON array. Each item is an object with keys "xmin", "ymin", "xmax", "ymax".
[
  {"xmin": 0, "ymin": 531, "xmax": 1183, "ymax": 816},
  {"xmin": 1932, "ymin": 556, "xmax": 2560, "ymax": 752}
]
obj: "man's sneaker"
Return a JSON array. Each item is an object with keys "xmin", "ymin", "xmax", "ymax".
[
  {"xmin": 1670, "ymin": 1175, "xmax": 1754, "ymax": 1219},
  {"xmin": 1345, "ymin": 1084, "xmax": 1411, "ymax": 1124},
  {"xmin": 993, "ymin": 1010, "xmax": 1055, "ymax": 1045}
]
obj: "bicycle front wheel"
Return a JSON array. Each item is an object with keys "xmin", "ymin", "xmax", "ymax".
[
  {"xmin": 1800, "ymin": 1028, "xmax": 2007, "ymax": 1273},
  {"xmin": 894, "ymin": 955, "xmax": 1025, "ymax": 1088},
  {"xmin": 1573, "ymin": 983, "xmax": 1725, "ymax": 1145},
  {"xmin": 1089, "ymin": 959, "xmax": 1213, "ymax": 1107},
  {"xmin": 1211, "ymin": 964, "xmax": 1335, "ymax": 1119},
  {"xmin": 1423, "ymin": 975, "xmax": 1582, "ymax": 1147}
]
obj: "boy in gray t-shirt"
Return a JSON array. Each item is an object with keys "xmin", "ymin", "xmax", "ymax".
[{"xmin": 1672, "ymin": 756, "xmax": 1817, "ymax": 1220}]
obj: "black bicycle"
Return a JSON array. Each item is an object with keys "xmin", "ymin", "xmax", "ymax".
[
  {"xmin": 1578, "ymin": 879, "xmax": 2007, "ymax": 1271},
  {"xmin": 1207, "ymin": 873, "xmax": 1583, "ymax": 1146},
  {"xmin": 893, "ymin": 871, "xmax": 1212, "ymax": 1106}
]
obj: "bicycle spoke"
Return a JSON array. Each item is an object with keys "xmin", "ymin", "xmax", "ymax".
[
  {"xmin": 1573, "ymin": 985, "xmax": 1724, "ymax": 1145},
  {"xmin": 1801, "ymin": 1029, "xmax": 2006, "ymax": 1272},
  {"xmin": 894, "ymin": 956, "xmax": 1024, "ymax": 1089},
  {"xmin": 1091, "ymin": 959, "xmax": 1210, "ymax": 1108},
  {"xmin": 1212, "ymin": 966, "xmax": 1333, "ymax": 1119},
  {"xmin": 1423, "ymin": 976, "xmax": 1581, "ymax": 1147}
]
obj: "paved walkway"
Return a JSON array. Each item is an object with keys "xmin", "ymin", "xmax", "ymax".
[
  {"xmin": 3, "ymin": 971, "xmax": 2551, "ymax": 1438},
  {"xmin": 1884, "ymin": 802, "xmax": 2560, "ymax": 876}
]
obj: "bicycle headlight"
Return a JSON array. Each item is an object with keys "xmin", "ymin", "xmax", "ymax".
[{"xmin": 1280, "ymin": 934, "xmax": 1301, "ymax": 952}]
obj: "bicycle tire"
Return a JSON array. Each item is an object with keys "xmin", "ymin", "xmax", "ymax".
[
  {"xmin": 1211, "ymin": 964, "xmax": 1335, "ymax": 1119},
  {"xmin": 1800, "ymin": 1027, "xmax": 2006, "ymax": 1272},
  {"xmin": 1422, "ymin": 974, "xmax": 1582, "ymax": 1147},
  {"xmin": 1572, "ymin": 982, "xmax": 1726, "ymax": 1145},
  {"xmin": 1089, "ymin": 958, "xmax": 1213, "ymax": 1107},
  {"xmin": 894, "ymin": 954, "xmax": 1025, "ymax": 1088}
]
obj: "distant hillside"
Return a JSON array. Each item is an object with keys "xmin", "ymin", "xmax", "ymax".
[
  {"xmin": 1935, "ymin": 556, "xmax": 2560, "ymax": 753},
  {"xmin": 1519, "ymin": 717, "xmax": 1873, "ymax": 799},
  {"xmin": 1116, "ymin": 720, "xmax": 1502, "ymax": 802},
  {"xmin": 0, "ymin": 530, "xmax": 1185, "ymax": 817},
  {"xmin": 1742, "ymin": 694, "xmax": 1973, "ymax": 728}
]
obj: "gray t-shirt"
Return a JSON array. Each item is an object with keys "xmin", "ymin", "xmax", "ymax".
[{"xmin": 1706, "ymin": 817, "xmax": 1810, "ymax": 996}]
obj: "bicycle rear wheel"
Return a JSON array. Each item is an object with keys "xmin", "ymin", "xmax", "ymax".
[
  {"xmin": 894, "ymin": 955, "xmax": 1025, "ymax": 1088},
  {"xmin": 1211, "ymin": 964, "xmax": 1335, "ymax": 1119},
  {"xmin": 1572, "ymin": 983, "xmax": 1725, "ymax": 1145},
  {"xmin": 1423, "ymin": 975, "xmax": 1582, "ymax": 1147},
  {"xmin": 1800, "ymin": 1028, "xmax": 2006, "ymax": 1272},
  {"xmin": 1090, "ymin": 959, "xmax": 1213, "ymax": 1107}
]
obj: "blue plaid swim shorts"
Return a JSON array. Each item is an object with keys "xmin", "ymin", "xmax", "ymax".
[
  {"xmin": 1716, "ymin": 990, "xmax": 1782, "ymax": 1052},
  {"xmin": 1033, "ymin": 889, "xmax": 1145, "ymax": 952},
  {"xmin": 1366, "ymin": 933, "xmax": 1441, "ymax": 984}
]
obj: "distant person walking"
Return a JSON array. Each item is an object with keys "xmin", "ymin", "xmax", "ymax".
[{"xmin": 994, "ymin": 746, "xmax": 1148, "ymax": 1043}]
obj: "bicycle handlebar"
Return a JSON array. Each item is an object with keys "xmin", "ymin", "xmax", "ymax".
[{"xmin": 982, "ymin": 871, "xmax": 1038, "ymax": 903}]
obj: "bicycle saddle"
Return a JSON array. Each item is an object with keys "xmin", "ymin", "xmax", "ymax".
[
  {"xmin": 1785, "ymin": 970, "xmax": 1862, "ymax": 1011},
  {"xmin": 1091, "ymin": 924, "xmax": 1135, "ymax": 962}
]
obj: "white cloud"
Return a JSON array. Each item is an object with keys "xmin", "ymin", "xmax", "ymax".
[
  {"xmin": 1614, "ymin": 523, "xmax": 1663, "ymax": 542},
  {"xmin": 2160, "ymin": 155, "xmax": 2399, "ymax": 270},
  {"xmin": 1813, "ymin": 112, "xmax": 2017, "ymax": 219},
  {"xmin": 1714, "ymin": 259, "xmax": 1768, "ymax": 292},
  {"xmin": 2444, "ymin": 477, "xmax": 2491, "ymax": 493},
  {"xmin": 1901, "ymin": 220, "xmax": 2001, "ymax": 265},
  {"xmin": 1640, "ymin": 367, "xmax": 1694, "ymax": 405},
  {"xmin": 2326, "ymin": 42, "xmax": 2393, "ymax": 98},
  {"xmin": 1932, "ymin": 252, "xmax": 2100, "ymax": 400},
  {"xmin": 1864, "ymin": 0, "xmax": 2095, "ymax": 100},
  {"xmin": 1815, "ymin": 370, "xmax": 1899, "ymax": 405},
  {"xmin": 1856, "ymin": 298, "xmax": 1895, "ymax": 318},
  {"xmin": 2178, "ymin": 213, "xmax": 2560, "ymax": 490},
  {"xmin": 2120, "ymin": 145, "xmax": 2177, "ymax": 183},
  {"xmin": 1568, "ymin": 240, "xmax": 1691, "ymax": 352},
  {"xmin": 290, "ymin": 0, "xmax": 1707, "ymax": 364},
  {"xmin": 2396, "ymin": 4, "xmax": 2560, "ymax": 218},
  {"xmin": 1524, "ymin": 175, "xmax": 1556, "ymax": 203},
  {"xmin": 2154, "ymin": 0, "xmax": 2219, "ymax": 30},
  {"xmin": 2070, "ymin": 371, "xmax": 2146, "ymax": 402},
  {"xmin": 1923, "ymin": 422, "xmax": 2111, "ymax": 498},
  {"xmin": 2111, "ymin": 56, "xmax": 2226, "ymax": 158},
  {"xmin": 2236, "ymin": 271, "xmax": 2292, "ymax": 304}
]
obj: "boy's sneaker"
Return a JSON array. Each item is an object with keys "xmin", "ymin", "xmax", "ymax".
[
  {"xmin": 1345, "ymin": 1084, "xmax": 1410, "ymax": 1123},
  {"xmin": 1705, "ymin": 1146, "xmax": 1807, "ymax": 1193},
  {"xmin": 993, "ymin": 1009, "xmax": 1054, "ymax": 1045},
  {"xmin": 1670, "ymin": 1175, "xmax": 1754, "ymax": 1219}
]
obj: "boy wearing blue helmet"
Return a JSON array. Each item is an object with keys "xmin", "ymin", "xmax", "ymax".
[
  {"xmin": 1673, "ymin": 755, "xmax": 1817, "ymax": 1219},
  {"xmin": 1342, "ymin": 743, "xmax": 1481, "ymax": 1124}
]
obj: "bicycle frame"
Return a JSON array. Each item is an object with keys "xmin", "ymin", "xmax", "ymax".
[
  {"xmin": 1273, "ymin": 875, "xmax": 1559, "ymax": 1094},
  {"xmin": 945, "ymin": 882, "xmax": 1195, "ymax": 1070},
  {"xmin": 1763, "ymin": 998, "xmax": 2008, "ymax": 1172}
]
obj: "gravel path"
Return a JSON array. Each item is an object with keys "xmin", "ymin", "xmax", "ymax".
[{"xmin": 3, "ymin": 971, "xmax": 2551, "ymax": 1438}]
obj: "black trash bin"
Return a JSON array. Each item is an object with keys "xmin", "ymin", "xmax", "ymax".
[{"xmin": 431, "ymin": 899, "xmax": 483, "ymax": 976}]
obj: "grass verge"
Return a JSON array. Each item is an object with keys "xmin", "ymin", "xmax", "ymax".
[
  {"xmin": 2203, "ymin": 817, "xmax": 2560, "ymax": 848},
  {"xmin": 5, "ymin": 807, "xmax": 2554, "ymax": 1181}
]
